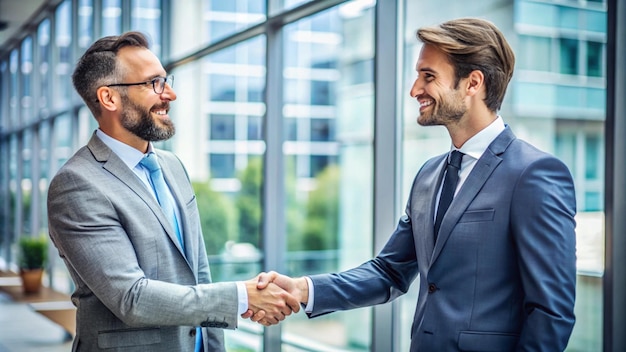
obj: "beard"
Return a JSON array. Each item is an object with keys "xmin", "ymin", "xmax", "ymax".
[
  {"xmin": 120, "ymin": 94, "xmax": 175, "ymax": 142},
  {"xmin": 417, "ymin": 88, "xmax": 466, "ymax": 127}
]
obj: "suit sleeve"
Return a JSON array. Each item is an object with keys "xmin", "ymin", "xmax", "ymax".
[
  {"xmin": 510, "ymin": 155, "xmax": 577, "ymax": 351},
  {"xmin": 308, "ymin": 215, "xmax": 419, "ymax": 317},
  {"xmin": 47, "ymin": 166, "xmax": 239, "ymax": 329}
]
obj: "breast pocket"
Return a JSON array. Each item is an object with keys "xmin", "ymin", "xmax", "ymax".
[{"xmin": 458, "ymin": 209, "xmax": 495, "ymax": 223}]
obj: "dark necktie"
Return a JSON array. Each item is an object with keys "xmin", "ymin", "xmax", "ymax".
[
  {"xmin": 139, "ymin": 153, "xmax": 184, "ymax": 250},
  {"xmin": 434, "ymin": 150, "xmax": 464, "ymax": 239}
]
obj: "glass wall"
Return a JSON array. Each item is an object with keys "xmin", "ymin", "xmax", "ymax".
[{"xmin": 0, "ymin": 0, "xmax": 613, "ymax": 351}]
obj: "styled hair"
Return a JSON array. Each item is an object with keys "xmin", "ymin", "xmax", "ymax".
[
  {"xmin": 72, "ymin": 31, "xmax": 150, "ymax": 117},
  {"xmin": 417, "ymin": 18, "xmax": 515, "ymax": 112}
]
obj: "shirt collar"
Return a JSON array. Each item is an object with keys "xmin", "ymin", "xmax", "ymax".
[
  {"xmin": 454, "ymin": 116, "xmax": 505, "ymax": 160},
  {"xmin": 95, "ymin": 129, "xmax": 154, "ymax": 170}
]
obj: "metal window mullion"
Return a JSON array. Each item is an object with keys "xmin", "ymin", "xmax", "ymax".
[
  {"xmin": 373, "ymin": 0, "xmax": 402, "ymax": 351},
  {"xmin": 604, "ymin": 0, "xmax": 626, "ymax": 351},
  {"xmin": 122, "ymin": 0, "xmax": 132, "ymax": 32},
  {"xmin": 262, "ymin": 16, "xmax": 285, "ymax": 351}
]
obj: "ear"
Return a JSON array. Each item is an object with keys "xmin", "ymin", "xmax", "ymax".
[
  {"xmin": 96, "ymin": 87, "xmax": 120, "ymax": 112},
  {"xmin": 465, "ymin": 70, "xmax": 484, "ymax": 97}
]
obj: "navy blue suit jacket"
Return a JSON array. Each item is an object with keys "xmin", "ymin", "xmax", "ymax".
[{"xmin": 309, "ymin": 127, "xmax": 577, "ymax": 351}]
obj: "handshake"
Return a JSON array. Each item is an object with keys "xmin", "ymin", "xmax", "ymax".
[{"xmin": 241, "ymin": 271, "xmax": 309, "ymax": 326}]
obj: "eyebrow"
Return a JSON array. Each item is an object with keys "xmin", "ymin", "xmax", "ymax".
[{"xmin": 418, "ymin": 67, "xmax": 437, "ymax": 75}]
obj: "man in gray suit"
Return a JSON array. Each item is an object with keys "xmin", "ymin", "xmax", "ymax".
[
  {"xmin": 255, "ymin": 18, "xmax": 577, "ymax": 351},
  {"xmin": 47, "ymin": 31, "xmax": 298, "ymax": 351}
]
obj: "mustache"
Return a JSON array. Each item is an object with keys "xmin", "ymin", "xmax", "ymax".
[{"xmin": 152, "ymin": 103, "xmax": 170, "ymax": 110}]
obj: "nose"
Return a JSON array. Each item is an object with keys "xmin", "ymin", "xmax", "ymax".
[
  {"xmin": 410, "ymin": 78, "xmax": 423, "ymax": 98},
  {"xmin": 160, "ymin": 82, "xmax": 177, "ymax": 101}
]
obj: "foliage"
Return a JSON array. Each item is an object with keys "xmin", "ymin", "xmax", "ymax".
[
  {"xmin": 192, "ymin": 181, "xmax": 237, "ymax": 255},
  {"xmin": 194, "ymin": 156, "xmax": 340, "ymax": 256},
  {"xmin": 235, "ymin": 157, "xmax": 263, "ymax": 248},
  {"xmin": 19, "ymin": 235, "xmax": 48, "ymax": 270},
  {"xmin": 302, "ymin": 164, "xmax": 340, "ymax": 250}
]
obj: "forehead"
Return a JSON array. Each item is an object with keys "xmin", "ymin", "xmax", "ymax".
[
  {"xmin": 415, "ymin": 44, "xmax": 453, "ymax": 73},
  {"xmin": 117, "ymin": 46, "xmax": 165, "ymax": 79}
]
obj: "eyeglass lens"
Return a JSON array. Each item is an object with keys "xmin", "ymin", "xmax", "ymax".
[{"xmin": 154, "ymin": 76, "xmax": 174, "ymax": 94}]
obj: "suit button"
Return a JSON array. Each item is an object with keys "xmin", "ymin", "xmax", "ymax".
[
  {"xmin": 189, "ymin": 329, "xmax": 196, "ymax": 337},
  {"xmin": 428, "ymin": 283, "xmax": 437, "ymax": 293}
]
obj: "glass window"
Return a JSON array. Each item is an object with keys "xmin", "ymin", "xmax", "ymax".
[
  {"xmin": 54, "ymin": 0, "xmax": 72, "ymax": 108},
  {"xmin": 559, "ymin": 6, "xmax": 579, "ymax": 30},
  {"xmin": 210, "ymin": 114, "xmax": 235, "ymax": 140},
  {"xmin": 78, "ymin": 0, "xmax": 93, "ymax": 50},
  {"xmin": 586, "ymin": 9, "xmax": 606, "ymax": 32},
  {"xmin": 102, "ymin": 0, "xmax": 122, "ymax": 36},
  {"xmin": 515, "ymin": 1, "xmax": 556, "ymax": 27},
  {"xmin": 209, "ymin": 153, "xmax": 235, "ymax": 178},
  {"xmin": 310, "ymin": 80, "xmax": 333, "ymax": 105},
  {"xmin": 281, "ymin": 2, "xmax": 375, "ymax": 350},
  {"xmin": 210, "ymin": 74, "xmax": 236, "ymax": 101},
  {"xmin": 310, "ymin": 118, "xmax": 333, "ymax": 141},
  {"xmin": 20, "ymin": 37, "xmax": 33, "ymax": 124},
  {"xmin": 587, "ymin": 41, "xmax": 603, "ymax": 77},
  {"xmin": 131, "ymin": 0, "xmax": 162, "ymax": 56},
  {"xmin": 518, "ymin": 35, "xmax": 552, "ymax": 72},
  {"xmin": 22, "ymin": 130, "xmax": 32, "ymax": 235},
  {"xmin": 168, "ymin": 35, "xmax": 267, "ymax": 349},
  {"xmin": 38, "ymin": 20, "xmax": 51, "ymax": 111},
  {"xmin": 560, "ymin": 38, "xmax": 579, "ymax": 75},
  {"xmin": 0, "ymin": 60, "xmax": 6, "ymax": 129},
  {"xmin": 9, "ymin": 50, "xmax": 18, "ymax": 127},
  {"xmin": 171, "ymin": 1, "xmax": 265, "ymax": 58},
  {"xmin": 247, "ymin": 116, "xmax": 262, "ymax": 140},
  {"xmin": 209, "ymin": 20, "xmax": 237, "ymax": 42}
]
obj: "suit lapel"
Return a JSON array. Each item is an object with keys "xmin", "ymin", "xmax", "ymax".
[
  {"xmin": 431, "ymin": 127, "xmax": 516, "ymax": 264},
  {"xmin": 87, "ymin": 134, "xmax": 188, "ymax": 259},
  {"xmin": 410, "ymin": 155, "xmax": 447, "ymax": 267}
]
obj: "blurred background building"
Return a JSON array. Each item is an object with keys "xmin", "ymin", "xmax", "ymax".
[{"xmin": 1, "ymin": 0, "xmax": 624, "ymax": 351}]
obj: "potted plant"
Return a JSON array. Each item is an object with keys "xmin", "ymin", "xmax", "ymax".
[{"xmin": 19, "ymin": 235, "xmax": 48, "ymax": 294}]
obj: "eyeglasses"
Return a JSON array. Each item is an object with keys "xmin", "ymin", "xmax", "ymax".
[{"xmin": 106, "ymin": 75, "xmax": 174, "ymax": 94}]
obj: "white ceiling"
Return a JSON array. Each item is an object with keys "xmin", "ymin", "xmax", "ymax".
[{"xmin": 0, "ymin": 0, "xmax": 46, "ymax": 50}]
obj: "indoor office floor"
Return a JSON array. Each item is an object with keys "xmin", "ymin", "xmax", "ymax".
[{"xmin": 0, "ymin": 291, "xmax": 73, "ymax": 351}]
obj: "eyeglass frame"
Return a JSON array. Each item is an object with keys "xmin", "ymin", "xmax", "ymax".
[{"xmin": 105, "ymin": 75, "xmax": 174, "ymax": 94}]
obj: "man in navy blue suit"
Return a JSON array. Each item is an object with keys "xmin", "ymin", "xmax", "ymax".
[{"xmin": 256, "ymin": 18, "xmax": 577, "ymax": 351}]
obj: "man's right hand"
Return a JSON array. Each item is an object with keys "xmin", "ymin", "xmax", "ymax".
[
  {"xmin": 244, "ymin": 275, "xmax": 300, "ymax": 326},
  {"xmin": 256, "ymin": 271, "xmax": 309, "ymax": 306}
]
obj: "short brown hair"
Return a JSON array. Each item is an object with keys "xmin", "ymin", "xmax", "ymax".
[
  {"xmin": 417, "ymin": 18, "xmax": 515, "ymax": 112},
  {"xmin": 72, "ymin": 31, "xmax": 150, "ymax": 117}
]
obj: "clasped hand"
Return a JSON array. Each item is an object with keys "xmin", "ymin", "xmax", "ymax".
[{"xmin": 240, "ymin": 271, "xmax": 308, "ymax": 326}]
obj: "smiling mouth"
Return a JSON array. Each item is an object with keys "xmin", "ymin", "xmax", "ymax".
[{"xmin": 419, "ymin": 99, "xmax": 433, "ymax": 111}]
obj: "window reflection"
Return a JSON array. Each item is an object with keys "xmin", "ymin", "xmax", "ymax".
[
  {"xmin": 54, "ymin": 0, "xmax": 72, "ymax": 109},
  {"xmin": 101, "ymin": 0, "xmax": 121, "ymax": 36},
  {"xmin": 281, "ymin": 2, "xmax": 375, "ymax": 350}
]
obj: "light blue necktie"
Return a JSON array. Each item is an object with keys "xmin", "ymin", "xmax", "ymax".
[
  {"xmin": 140, "ymin": 153, "xmax": 202, "ymax": 351},
  {"xmin": 140, "ymin": 153, "xmax": 184, "ymax": 251}
]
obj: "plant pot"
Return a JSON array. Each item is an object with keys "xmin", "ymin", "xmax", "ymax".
[{"xmin": 20, "ymin": 268, "xmax": 44, "ymax": 294}]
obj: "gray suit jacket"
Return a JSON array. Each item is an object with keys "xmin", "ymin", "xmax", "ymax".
[
  {"xmin": 48, "ymin": 133, "xmax": 238, "ymax": 351},
  {"xmin": 309, "ymin": 127, "xmax": 577, "ymax": 351}
]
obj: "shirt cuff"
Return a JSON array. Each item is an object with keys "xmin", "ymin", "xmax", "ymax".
[
  {"xmin": 304, "ymin": 276, "xmax": 314, "ymax": 313},
  {"xmin": 236, "ymin": 282, "xmax": 248, "ymax": 315}
]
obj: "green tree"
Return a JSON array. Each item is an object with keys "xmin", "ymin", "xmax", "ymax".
[
  {"xmin": 235, "ymin": 158, "xmax": 262, "ymax": 247},
  {"xmin": 192, "ymin": 181, "xmax": 237, "ymax": 255},
  {"xmin": 302, "ymin": 165, "xmax": 340, "ymax": 250}
]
